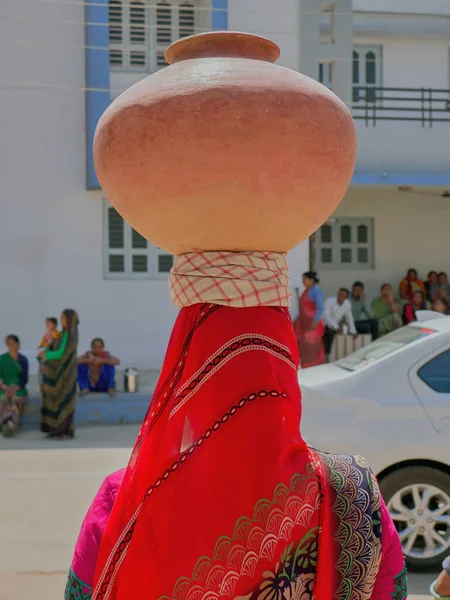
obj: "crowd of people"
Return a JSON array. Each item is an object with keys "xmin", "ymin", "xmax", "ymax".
[
  {"xmin": 1, "ymin": 269, "xmax": 448, "ymax": 437},
  {"xmin": 0, "ymin": 309, "xmax": 120, "ymax": 438},
  {"xmin": 295, "ymin": 268, "xmax": 450, "ymax": 367}
]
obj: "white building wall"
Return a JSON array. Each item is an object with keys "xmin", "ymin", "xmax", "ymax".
[
  {"xmin": 228, "ymin": 0, "xmax": 300, "ymax": 71},
  {"xmin": 354, "ymin": 36, "xmax": 450, "ymax": 174},
  {"xmin": 354, "ymin": 0, "xmax": 450, "ymax": 16},
  {"xmin": 3, "ymin": 0, "xmax": 449, "ymax": 372},
  {"xmin": 352, "ymin": 7, "xmax": 450, "ymax": 176},
  {"xmin": 0, "ymin": 0, "xmax": 309, "ymax": 373},
  {"xmin": 319, "ymin": 188, "xmax": 450, "ymax": 301},
  {"xmin": 0, "ymin": 0, "xmax": 180, "ymax": 371},
  {"xmin": 382, "ymin": 41, "xmax": 448, "ymax": 89}
]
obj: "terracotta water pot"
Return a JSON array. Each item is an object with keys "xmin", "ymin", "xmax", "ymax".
[{"xmin": 94, "ymin": 31, "xmax": 356, "ymax": 255}]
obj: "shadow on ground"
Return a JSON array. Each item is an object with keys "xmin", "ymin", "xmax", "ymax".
[{"xmin": 0, "ymin": 424, "xmax": 141, "ymax": 451}]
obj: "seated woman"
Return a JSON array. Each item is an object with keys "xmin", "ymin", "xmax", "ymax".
[
  {"xmin": 399, "ymin": 267, "xmax": 425, "ymax": 303},
  {"xmin": 0, "ymin": 335, "xmax": 29, "ymax": 437},
  {"xmin": 371, "ymin": 283, "xmax": 415, "ymax": 336},
  {"xmin": 425, "ymin": 270, "xmax": 438, "ymax": 301},
  {"xmin": 431, "ymin": 271, "xmax": 450, "ymax": 303},
  {"xmin": 78, "ymin": 338, "xmax": 120, "ymax": 397},
  {"xmin": 433, "ymin": 297, "xmax": 450, "ymax": 316},
  {"xmin": 413, "ymin": 289, "xmax": 431, "ymax": 311}
]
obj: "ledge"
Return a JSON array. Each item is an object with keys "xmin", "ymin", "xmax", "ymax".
[
  {"xmin": 22, "ymin": 392, "xmax": 153, "ymax": 429},
  {"xmin": 20, "ymin": 370, "xmax": 160, "ymax": 430}
]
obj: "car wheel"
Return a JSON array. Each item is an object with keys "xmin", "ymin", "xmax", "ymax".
[{"xmin": 380, "ymin": 466, "xmax": 450, "ymax": 571}]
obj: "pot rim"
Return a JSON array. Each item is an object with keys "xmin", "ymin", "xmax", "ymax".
[{"xmin": 165, "ymin": 31, "xmax": 281, "ymax": 65}]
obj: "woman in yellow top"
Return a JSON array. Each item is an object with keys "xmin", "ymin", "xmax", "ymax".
[
  {"xmin": 399, "ymin": 267, "xmax": 425, "ymax": 303},
  {"xmin": 39, "ymin": 309, "xmax": 79, "ymax": 439}
]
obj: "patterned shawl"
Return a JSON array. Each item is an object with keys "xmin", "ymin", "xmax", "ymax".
[{"xmin": 92, "ymin": 301, "xmax": 384, "ymax": 600}]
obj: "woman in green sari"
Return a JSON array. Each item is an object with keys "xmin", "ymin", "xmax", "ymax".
[
  {"xmin": 39, "ymin": 309, "xmax": 79, "ymax": 439},
  {"xmin": 0, "ymin": 335, "xmax": 29, "ymax": 437}
]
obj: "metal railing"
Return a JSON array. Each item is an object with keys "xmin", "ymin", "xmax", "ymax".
[{"xmin": 352, "ymin": 86, "xmax": 450, "ymax": 127}]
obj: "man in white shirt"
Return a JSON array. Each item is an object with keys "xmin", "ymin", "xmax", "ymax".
[{"xmin": 323, "ymin": 288, "xmax": 357, "ymax": 361}]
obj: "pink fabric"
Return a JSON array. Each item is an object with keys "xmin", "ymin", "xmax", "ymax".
[
  {"xmin": 71, "ymin": 469, "xmax": 125, "ymax": 588},
  {"xmin": 373, "ymin": 496, "xmax": 406, "ymax": 598},
  {"xmin": 71, "ymin": 469, "xmax": 405, "ymax": 597}
]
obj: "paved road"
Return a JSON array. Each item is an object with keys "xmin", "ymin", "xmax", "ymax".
[{"xmin": 0, "ymin": 426, "xmax": 436, "ymax": 599}]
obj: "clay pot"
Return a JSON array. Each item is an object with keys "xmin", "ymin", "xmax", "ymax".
[{"xmin": 94, "ymin": 32, "xmax": 356, "ymax": 255}]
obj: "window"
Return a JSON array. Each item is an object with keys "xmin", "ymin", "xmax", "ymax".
[
  {"xmin": 418, "ymin": 350, "xmax": 450, "ymax": 393},
  {"xmin": 109, "ymin": 0, "xmax": 198, "ymax": 72},
  {"xmin": 337, "ymin": 326, "xmax": 437, "ymax": 372},
  {"xmin": 318, "ymin": 62, "xmax": 333, "ymax": 90},
  {"xmin": 352, "ymin": 45, "xmax": 382, "ymax": 104},
  {"xmin": 109, "ymin": 0, "xmax": 148, "ymax": 70},
  {"xmin": 104, "ymin": 204, "xmax": 174, "ymax": 279},
  {"xmin": 314, "ymin": 217, "xmax": 374, "ymax": 270}
]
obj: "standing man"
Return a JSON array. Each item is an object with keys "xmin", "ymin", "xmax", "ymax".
[
  {"xmin": 351, "ymin": 281, "xmax": 379, "ymax": 341},
  {"xmin": 323, "ymin": 288, "xmax": 357, "ymax": 361}
]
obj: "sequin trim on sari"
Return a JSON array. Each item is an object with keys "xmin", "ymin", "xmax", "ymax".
[
  {"xmin": 65, "ymin": 567, "xmax": 92, "ymax": 600},
  {"xmin": 392, "ymin": 566, "xmax": 408, "ymax": 600}
]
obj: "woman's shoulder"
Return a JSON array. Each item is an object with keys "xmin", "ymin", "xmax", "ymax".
[
  {"xmin": 18, "ymin": 353, "xmax": 28, "ymax": 364},
  {"xmin": 311, "ymin": 450, "xmax": 378, "ymax": 492},
  {"xmin": 75, "ymin": 469, "xmax": 126, "ymax": 558},
  {"xmin": 309, "ymin": 284, "xmax": 323, "ymax": 297},
  {"xmin": 103, "ymin": 468, "xmax": 126, "ymax": 500},
  {"xmin": 69, "ymin": 469, "xmax": 126, "ymax": 592}
]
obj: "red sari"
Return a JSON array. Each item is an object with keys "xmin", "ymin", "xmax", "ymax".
[
  {"xmin": 92, "ymin": 305, "xmax": 390, "ymax": 600},
  {"xmin": 294, "ymin": 290, "xmax": 325, "ymax": 368}
]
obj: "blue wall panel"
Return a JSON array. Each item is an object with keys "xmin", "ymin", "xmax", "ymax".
[
  {"xmin": 351, "ymin": 172, "xmax": 450, "ymax": 186},
  {"xmin": 212, "ymin": 0, "xmax": 228, "ymax": 29},
  {"xmin": 85, "ymin": 0, "xmax": 111, "ymax": 190}
]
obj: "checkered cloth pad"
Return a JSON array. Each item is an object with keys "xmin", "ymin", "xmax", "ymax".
[{"xmin": 169, "ymin": 251, "xmax": 291, "ymax": 308}]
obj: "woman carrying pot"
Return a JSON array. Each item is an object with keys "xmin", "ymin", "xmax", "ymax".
[{"xmin": 65, "ymin": 32, "xmax": 406, "ymax": 600}]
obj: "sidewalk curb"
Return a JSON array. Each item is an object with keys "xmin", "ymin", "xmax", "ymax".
[{"xmin": 21, "ymin": 391, "xmax": 153, "ymax": 429}]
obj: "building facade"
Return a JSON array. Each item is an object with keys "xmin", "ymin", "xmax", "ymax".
[
  {"xmin": 1, "ymin": 0, "xmax": 449, "ymax": 370},
  {"xmin": 315, "ymin": 0, "xmax": 450, "ymax": 300}
]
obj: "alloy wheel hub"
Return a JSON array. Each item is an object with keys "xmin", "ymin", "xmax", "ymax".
[{"xmin": 387, "ymin": 483, "xmax": 450, "ymax": 559}]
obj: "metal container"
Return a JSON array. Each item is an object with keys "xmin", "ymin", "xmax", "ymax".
[{"xmin": 124, "ymin": 368, "xmax": 139, "ymax": 393}]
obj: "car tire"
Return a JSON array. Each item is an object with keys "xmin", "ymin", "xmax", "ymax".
[{"xmin": 380, "ymin": 466, "xmax": 450, "ymax": 572}]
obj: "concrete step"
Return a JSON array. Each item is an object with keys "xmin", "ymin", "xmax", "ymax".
[
  {"xmin": 21, "ymin": 369, "xmax": 160, "ymax": 429},
  {"xmin": 26, "ymin": 369, "xmax": 160, "ymax": 397}
]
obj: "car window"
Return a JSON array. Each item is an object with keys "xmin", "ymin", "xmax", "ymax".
[
  {"xmin": 417, "ymin": 350, "xmax": 450, "ymax": 393},
  {"xmin": 336, "ymin": 326, "xmax": 437, "ymax": 372}
]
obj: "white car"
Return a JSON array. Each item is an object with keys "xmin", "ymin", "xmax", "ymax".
[{"xmin": 299, "ymin": 316, "xmax": 450, "ymax": 571}]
